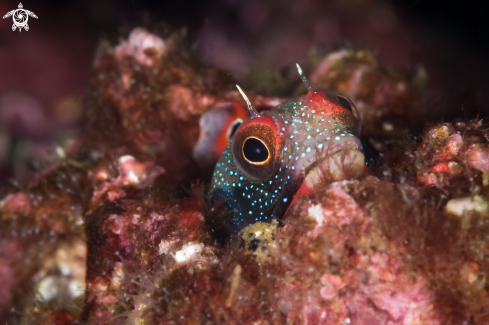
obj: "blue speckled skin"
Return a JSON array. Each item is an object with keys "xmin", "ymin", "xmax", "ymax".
[{"xmin": 210, "ymin": 88, "xmax": 363, "ymax": 237}]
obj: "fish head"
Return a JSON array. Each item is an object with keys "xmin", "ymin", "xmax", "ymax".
[{"xmin": 209, "ymin": 66, "xmax": 364, "ymax": 237}]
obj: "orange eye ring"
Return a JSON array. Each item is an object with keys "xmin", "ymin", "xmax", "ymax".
[
  {"xmin": 232, "ymin": 113, "xmax": 285, "ymax": 182},
  {"xmin": 241, "ymin": 136, "xmax": 271, "ymax": 166}
]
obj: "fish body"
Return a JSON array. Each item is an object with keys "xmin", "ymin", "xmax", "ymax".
[{"xmin": 210, "ymin": 78, "xmax": 365, "ymax": 237}]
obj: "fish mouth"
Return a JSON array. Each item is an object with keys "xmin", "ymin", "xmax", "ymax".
[{"xmin": 303, "ymin": 149, "xmax": 365, "ymax": 186}]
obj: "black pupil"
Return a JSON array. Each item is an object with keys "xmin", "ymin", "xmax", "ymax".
[{"xmin": 243, "ymin": 138, "xmax": 269, "ymax": 163}]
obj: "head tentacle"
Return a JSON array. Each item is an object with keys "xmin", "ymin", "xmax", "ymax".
[
  {"xmin": 296, "ymin": 63, "xmax": 314, "ymax": 91},
  {"xmin": 236, "ymin": 85, "xmax": 258, "ymax": 117}
]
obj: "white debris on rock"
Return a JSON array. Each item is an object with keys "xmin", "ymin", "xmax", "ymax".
[
  {"xmin": 308, "ymin": 204, "xmax": 326, "ymax": 225},
  {"xmin": 445, "ymin": 195, "xmax": 489, "ymax": 217},
  {"xmin": 110, "ymin": 262, "xmax": 125, "ymax": 290},
  {"xmin": 172, "ymin": 242, "xmax": 204, "ymax": 263},
  {"xmin": 38, "ymin": 276, "xmax": 58, "ymax": 301},
  {"xmin": 119, "ymin": 155, "xmax": 135, "ymax": 164},
  {"xmin": 158, "ymin": 239, "xmax": 178, "ymax": 255}
]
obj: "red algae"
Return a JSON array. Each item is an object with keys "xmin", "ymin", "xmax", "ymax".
[{"xmin": 1, "ymin": 27, "xmax": 489, "ymax": 325}]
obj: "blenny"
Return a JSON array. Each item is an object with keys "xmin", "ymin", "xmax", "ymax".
[{"xmin": 209, "ymin": 64, "xmax": 372, "ymax": 237}]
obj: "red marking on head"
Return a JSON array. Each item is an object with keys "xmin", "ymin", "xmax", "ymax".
[
  {"xmin": 303, "ymin": 90, "xmax": 360, "ymax": 134},
  {"xmin": 304, "ymin": 90, "xmax": 346, "ymax": 117}
]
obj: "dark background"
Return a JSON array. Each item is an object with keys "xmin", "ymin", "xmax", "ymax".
[{"xmin": 0, "ymin": 0, "xmax": 488, "ymax": 188}]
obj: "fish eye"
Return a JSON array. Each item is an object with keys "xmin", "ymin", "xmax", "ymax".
[
  {"xmin": 232, "ymin": 115, "xmax": 284, "ymax": 182},
  {"xmin": 242, "ymin": 137, "xmax": 270, "ymax": 164},
  {"xmin": 227, "ymin": 119, "xmax": 242, "ymax": 138}
]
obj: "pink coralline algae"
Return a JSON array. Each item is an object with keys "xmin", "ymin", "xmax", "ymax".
[
  {"xmin": 114, "ymin": 28, "xmax": 167, "ymax": 68},
  {"xmin": 1, "ymin": 28, "xmax": 489, "ymax": 325},
  {"xmin": 410, "ymin": 121, "xmax": 489, "ymax": 188},
  {"xmin": 88, "ymin": 155, "xmax": 165, "ymax": 212},
  {"xmin": 278, "ymin": 179, "xmax": 439, "ymax": 324}
]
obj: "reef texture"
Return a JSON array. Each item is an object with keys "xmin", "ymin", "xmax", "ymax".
[{"xmin": 1, "ymin": 28, "xmax": 489, "ymax": 325}]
